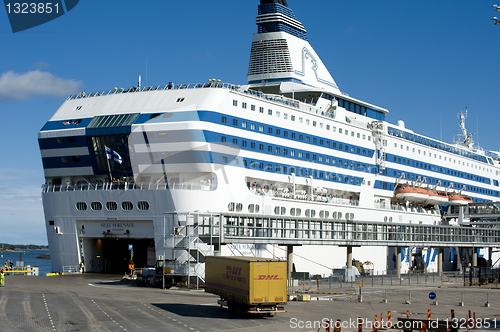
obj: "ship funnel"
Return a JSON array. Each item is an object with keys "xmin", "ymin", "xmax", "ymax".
[{"xmin": 247, "ymin": 0, "xmax": 339, "ymax": 94}]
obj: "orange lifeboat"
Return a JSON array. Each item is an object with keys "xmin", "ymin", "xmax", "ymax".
[
  {"xmin": 447, "ymin": 193, "xmax": 473, "ymax": 205},
  {"xmin": 394, "ymin": 184, "xmax": 429, "ymax": 203},
  {"xmin": 425, "ymin": 189, "xmax": 449, "ymax": 205}
]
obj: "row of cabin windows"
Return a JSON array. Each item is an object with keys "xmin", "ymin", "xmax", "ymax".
[
  {"xmin": 391, "ymin": 155, "xmax": 490, "ymax": 185},
  {"xmin": 221, "ymin": 134, "xmax": 372, "ymax": 158},
  {"xmin": 393, "ymin": 142, "xmax": 494, "ymax": 176},
  {"xmin": 230, "ymin": 102, "xmax": 373, "ymax": 141},
  {"xmin": 76, "ymin": 201, "xmax": 149, "ymax": 211}
]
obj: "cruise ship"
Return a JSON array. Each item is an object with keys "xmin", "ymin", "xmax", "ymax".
[{"xmin": 39, "ymin": 0, "xmax": 498, "ymax": 276}]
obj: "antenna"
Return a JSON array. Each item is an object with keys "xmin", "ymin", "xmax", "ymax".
[{"xmin": 138, "ymin": 72, "xmax": 141, "ymax": 88}]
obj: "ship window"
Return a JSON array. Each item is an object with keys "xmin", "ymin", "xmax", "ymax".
[
  {"xmin": 61, "ymin": 157, "xmax": 70, "ymax": 163},
  {"xmin": 291, "ymin": 115, "xmax": 295, "ymax": 121},
  {"xmin": 106, "ymin": 201, "xmax": 118, "ymax": 211},
  {"xmin": 72, "ymin": 156, "xmax": 80, "ymax": 162},
  {"xmin": 228, "ymin": 202, "xmax": 235, "ymax": 211},
  {"xmin": 339, "ymin": 128, "xmax": 342, "ymax": 134},
  {"xmin": 268, "ymin": 127, "xmax": 273, "ymax": 134},
  {"xmin": 313, "ymin": 121, "xmax": 316, "ymax": 127},
  {"xmin": 150, "ymin": 113, "xmax": 161, "ymax": 119},
  {"xmin": 136, "ymin": 201, "xmax": 150, "ymax": 211},
  {"xmin": 233, "ymin": 119, "xmax": 238, "ymax": 126},
  {"xmin": 242, "ymin": 141, "xmax": 247, "ymax": 147},
  {"xmin": 274, "ymin": 206, "xmax": 280, "ymax": 215},
  {"xmin": 232, "ymin": 139, "xmax": 237, "ymax": 145},
  {"xmin": 251, "ymin": 105, "xmax": 255, "ymax": 111},
  {"xmin": 57, "ymin": 137, "xmax": 65, "ymax": 144},
  {"xmin": 242, "ymin": 102, "xmax": 247, "ymax": 109},
  {"xmin": 276, "ymin": 111, "xmax": 280, "ymax": 118},
  {"xmin": 268, "ymin": 109, "xmax": 272, "ymax": 115},
  {"xmin": 242, "ymin": 121, "xmax": 247, "ymax": 128},
  {"xmin": 121, "ymin": 201, "xmax": 133, "ymax": 211},
  {"xmin": 326, "ymin": 125, "xmax": 330, "ymax": 130},
  {"xmin": 299, "ymin": 117, "xmax": 303, "ymax": 123},
  {"xmin": 345, "ymin": 130, "xmax": 348, "ymax": 135},
  {"xmin": 222, "ymin": 156, "xmax": 228, "ymax": 163},
  {"xmin": 259, "ymin": 144, "xmax": 263, "ymax": 150},
  {"xmin": 259, "ymin": 107, "xmax": 264, "ymax": 113},
  {"xmin": 306, "ymin": 119, "xmax": 310, "ymax": 125},
  {"xmin": 91, "ymin": 202, "xmax": 102, "ymax": 211},
  {"xmin": 176, "ymin": 98, "xmax": 185, "ymax": 102},
  {"xmin": 233, "ymin": 100, "xmax": 237, "ymax": 107},
  {"xmin": 284, "ymin": 113, "xmax": 288, "ymax": 119},
  {"xmin": 259, "ymin": 125, "xmax": 264, "ymax": 132},
  {"xmin": 251, "ymin": 123, "xmax": 255, "ymax": 130},
  {"xmin": 221, "ymin": 116, "xmax": 227, "ymax": 123},
  {"xmin": 76, "ymin": 202, "xmax": 87, "ymax": 211},
  {"xmin": 221, "ymin": 137, "xmax": 226, "ymax": 143},
  {"xmin": 68, "ymin": 137, "xmax": 76, "ymax": 143},
  {"xmin": 236, "ymin": 203, "xmax": 243, "ymax": 212}
]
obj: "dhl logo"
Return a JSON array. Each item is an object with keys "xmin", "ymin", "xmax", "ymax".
[
  {"xmin": 223, "ymin": 266, "xmax": 246, "ymax": 283},
  {"xmin": 255, "ymin": 275, "xmax": 283, "ymax": 280}
]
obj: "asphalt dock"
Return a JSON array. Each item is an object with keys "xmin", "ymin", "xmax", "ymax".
[{"xmin": 0, "ymin": 274, "xmax": 499, "ymax": 331}]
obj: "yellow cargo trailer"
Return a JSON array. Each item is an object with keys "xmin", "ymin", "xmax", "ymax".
[{"xmin": 205, "ymin": 256, "xmax": 287, "ymax": 316}]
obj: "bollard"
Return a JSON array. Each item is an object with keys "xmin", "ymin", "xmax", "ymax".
[
  {"xmin": 486, "ymin": 292, "xmax": 490, "ymax": 307},
  {"xmin": 337, "ymin": 319, "xmax": 342, "ymax": 332},
  {"xmin": 374, "ymin": 315, "xmax": 378, "ymax": 332},
  {"xmin": 358, "ymin": 317, "xmax": 363, "ymax": 332},
  {"xmin": 422, "ymin": 320, "xmax": 428, "ymax": 332},
  {"xmin": 459, "ymin": 292, "xmax": 464, "ymax": 306},
  {"xmin": 451, "ymin": 309, "xmax": 455, "ymax": 320},
  {"xmin": 446, "ymin": 317, "xmax": 449, "ymax": 332},
  {"xmin": 407, "ymin": 310, "xmax": 410, "ymax": 319},
  {"xmin": 427, "ymin": 309, "xmax": 431, "ymax": 320},
  {"xmin": 473, "ymin": 312, "xmax": 476, "ymax": 329},
  {"xmin": 387, "ymin": 311, "xmax": 392, "ymax": 327},
  {"xmin": 382, "ymin": 289, "xmax": 388, "ymax": 303},
  {"xmin": 405, "ymin": 289, "xmax": 411, "ymax": 304}
]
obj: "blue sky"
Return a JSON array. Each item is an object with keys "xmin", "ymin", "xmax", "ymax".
[{"xmin": 1, "ymin": 1, "xmax": 499, "ymax": 245}]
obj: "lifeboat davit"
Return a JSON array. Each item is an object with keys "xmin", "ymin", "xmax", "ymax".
[
  {"xmin": 394, "ymin": 184, "xmax": 428, "ymax": 203},
  {"xmin": 447, "ymin": 193, "xmax": 473, "ymax": 205},
  {"xmin": 425, "ymin": 189, "xmax": 449, "ymax": 205}
]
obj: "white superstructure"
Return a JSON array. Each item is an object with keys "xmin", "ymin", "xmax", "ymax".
[{"xmin": 39, "ymin": 0, "xmax": 499, "ymax": 276}]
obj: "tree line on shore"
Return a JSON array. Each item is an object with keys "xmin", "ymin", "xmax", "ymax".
[{"xmin": 0, "ymin": 243, "xmax": 48, "ymax": 251}]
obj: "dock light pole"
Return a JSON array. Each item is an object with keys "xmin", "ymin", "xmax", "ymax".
[{"xmin": 163, "ymin": 213, "xmax": 167, "ymax": 290}]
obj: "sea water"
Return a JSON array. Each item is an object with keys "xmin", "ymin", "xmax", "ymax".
[{"xmin": 0, "ymin": 249, "xmax": 51, "ymax": 276}]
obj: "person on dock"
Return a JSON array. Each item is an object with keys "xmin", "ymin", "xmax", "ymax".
[
  {"xmin": 80, "ymin": 261, "xmax": 85, "ymax": 274},
  {"xmin": 0, "ymin": 268, "xmax": 5, "ymax": 287}
]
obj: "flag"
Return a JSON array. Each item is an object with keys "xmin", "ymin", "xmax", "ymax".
[{"xmin": 105, "ymin": 146, "xmax": 123, "ymax": 164}]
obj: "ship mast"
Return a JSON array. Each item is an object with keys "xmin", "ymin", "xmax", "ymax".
[{"xmin": 457, "ymin": 108, "xmax": 474, "ymax": 149}]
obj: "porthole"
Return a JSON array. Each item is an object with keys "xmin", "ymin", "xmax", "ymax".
[
  {"xmin": 150, "ymin": 113, "xmax": 161, "ymax": 119},
  {"xmin": 76, "ymin": 202, "xmax": 87, "ymax": 211},
  {"xmin": 162, "ymin": 113, "xmax": 174, "ymax": 118},
  {"xmin": 106, "ymin": 201, "xmax": 118, "ymax": 211},
  {"xmin": 91, "ymin": 202, "xmax": 102, "ymax": 211},
  {"xmin": 67, "ymin": 137, "xmax": 76, "ymax": 143},
  {"xmin": 121, "ymin": 201, "xmax": 133, "ymax": 211},
  {"xmin": 72, "ymin": 156, "xmax": 80, "ymax": 162},
  {"xmin": 61, "ymin": 157, "xmax": 69, "ymax": 163},
  {"xmin": 57, "ymin": 137, "xmax": 65, "ymax": 144},
  {"xmin": 137, "ymin": 201, "xmax": 150, "ymax": 211}
]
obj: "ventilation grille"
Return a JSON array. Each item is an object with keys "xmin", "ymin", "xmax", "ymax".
[{"xmin": 247, "ymin": 39, "xmax": 293, "ymax": 76}]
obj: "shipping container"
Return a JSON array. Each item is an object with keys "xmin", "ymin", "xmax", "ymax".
[{"xmin": 205, "ymin": 256, "xmax": 287, "ymax": 316}]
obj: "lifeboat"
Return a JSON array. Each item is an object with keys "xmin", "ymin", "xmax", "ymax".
[
  {"xmin": 394, "ymin": 184, "xmax": 428, "ymax": 203},
  {"xmin": 425, "ymin": 189, "xmax": 449, "ymax": 205},
  {"xmin": 447, "ymin": 193, "xmax": 473, "ymax": 205}
]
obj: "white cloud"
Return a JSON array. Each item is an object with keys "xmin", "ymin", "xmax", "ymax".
[{"xmin": 0, "ymin": 70, "xmax": 83, "ymax": 101}]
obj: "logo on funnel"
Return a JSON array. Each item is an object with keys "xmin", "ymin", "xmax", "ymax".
[{"xmin": 4, "ymin": 0, "xmax": 79, "ymax": 33}]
